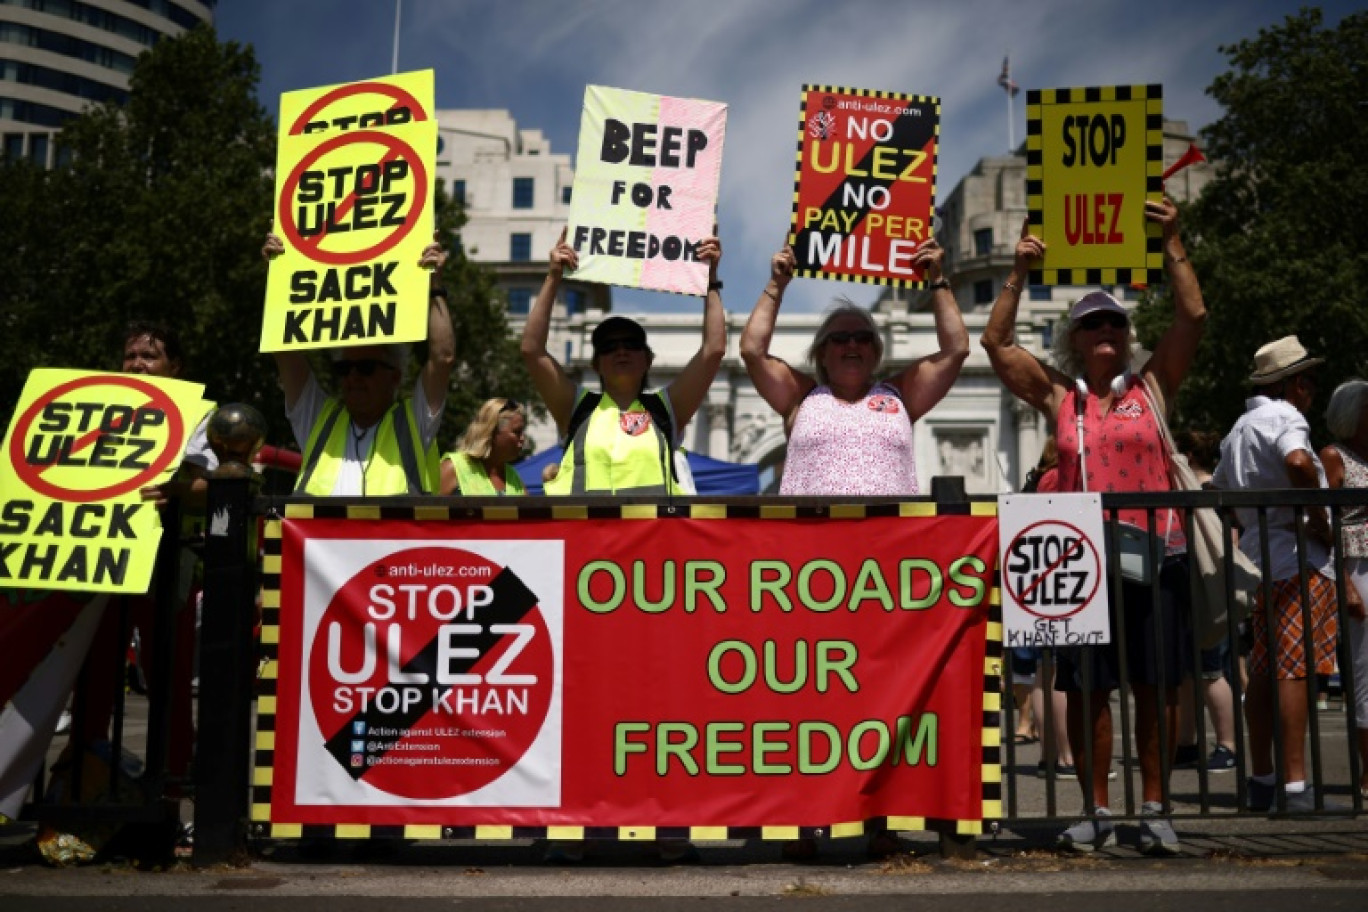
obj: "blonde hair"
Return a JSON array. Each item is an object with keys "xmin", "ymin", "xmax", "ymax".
[
  {"xmin": 807, "ymin": 299, "xmax": 884, "ymax": 386},
  {"xmin": 457, "ymin": 398, "xmax": 523, "ymax": 460}
]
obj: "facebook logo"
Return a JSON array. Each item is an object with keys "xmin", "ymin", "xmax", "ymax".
[{"xmin": 352, "ymin": 721, "xmax": 366, "ymax": 736}]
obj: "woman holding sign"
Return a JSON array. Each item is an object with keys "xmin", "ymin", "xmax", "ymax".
[
  {"xmin": 740, "ymin": 239, "xmax": 967, "ymax": 497},
  {"xmin": 521, "ymin": 228, "xmax": 724, "ymax": 497},
  {"xmin": 980, "ymin": 197, "xmax": 1204, "ymax": 856}
]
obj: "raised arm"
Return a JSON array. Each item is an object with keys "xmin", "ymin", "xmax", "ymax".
[
  {"xmin": 888, "ymin": 239, "xmax": 969, "ymax": 421},
  {"xmin": 739, "ymin": 244, "xmax": 815, "ymax": 420},
  {"xmin": 979, "ymin": 219, "xmax": 1067, "ymax": 419},
  {"xmin": 519, "ymin": 227, "xmax": 580, "ymax": 433},
  {"xmin": 666, "ymin": 235, "xmax": 727, "ymax": 430},
  {"xmin": 1138, "ymin": 197, "xmax": 1207, "ymax": 412},
  {"xmin": 419, "ymin": 236, "xmax": 455, "ymax": 411},
  {"xmin": 262, "ymin": 232, "xmax": 311, "ymax": 409}
]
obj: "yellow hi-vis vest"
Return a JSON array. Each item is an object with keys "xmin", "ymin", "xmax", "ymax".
[
  {"xmin": 545, "ymin": 390, "xmax": 676, "ymax": 495},
  {"xmin": 443, "ymin": 452, "xmax": 526, "ymax": 495},
  {"xmin": 294, "ymin": 398, "xmax": 436, "ymax": 495}
]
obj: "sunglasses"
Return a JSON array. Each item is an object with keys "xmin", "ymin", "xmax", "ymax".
[
  {"xmin": 329, "ymin": 358, "xmax": 393, "ymax": 378},
  {"xmin": 824, "ymin": 330, "xmax": 877, "ymax": 346},
  {"xmin": 596, "ymin": 337, "xmax": 646, "ymax": 354},
  {"xmin": 500, "ymin": 398, "xmax": 521, "ymax": 413},
  {"xmin": 1075, "ymin": 311, "xmax": 1129, "ymax": 332}
]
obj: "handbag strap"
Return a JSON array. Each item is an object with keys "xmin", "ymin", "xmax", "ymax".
[{"xmin": 1138, "ymin": 375, "xmax": 1180, "ymax": 461}]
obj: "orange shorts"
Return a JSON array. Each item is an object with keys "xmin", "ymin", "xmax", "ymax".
[{"xmin": 1249, "ymin": 573, "xmax": 1340, "ymax": 679}]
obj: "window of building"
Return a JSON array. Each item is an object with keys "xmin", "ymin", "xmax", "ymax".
[
  {"xmin": 451, "ymin": 179, "xmax": 466, "ymax": 206},
  {"xmin": 563, "ymin": 288, "xmax": 584, "ymax": 314},
  {"xmin": 561, "ymin": 185, "xmax": 572, "ymax": 205},
  {"xmin": 1029, "ymin": 285, "xmax": 1051, "ymax": 301},
  {"xmin": 27, "ymin": 132, "xmax": 46, "ymax": 166},
  {"xmin": 506, "ymin": 288, "xmax": 533, "ymax": 314},
  {"xmin": 510, "ymin": 233, "xmax": 532, "ymax": 261},
  {"xmin": 973, "ymin": 228, "xmax": 993, "ymax": 257},
  {"xmin": 3, "ymin": 132, "xmax": 22, "ymax": 159},
  {"xmin": 973, "ymin": 280, "xmax": 993, "ymax": 305},
  {"xmin": 512, "ymin": 177, "xmax": 534, "ymax": 209}
]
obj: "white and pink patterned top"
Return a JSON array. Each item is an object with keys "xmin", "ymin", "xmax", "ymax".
[
  {"xmin": 1329, "ymin": 443, "xmax": 1368, "ymax": 559},
  {"xmin": 780, "ymin": 382, "xmax": 918, "ymax": 495}
]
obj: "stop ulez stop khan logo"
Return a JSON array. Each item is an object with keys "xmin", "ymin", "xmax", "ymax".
[{"xmin": 308, "ymin": 546, "xmax": 553, "ymax": 800}]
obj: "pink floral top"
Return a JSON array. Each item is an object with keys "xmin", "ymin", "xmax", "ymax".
[
  {"xmin": 1330, "ymin": 443, "xmax": 1368, "ymax": 559},
  {"xmin": 780, "ymin": 382, "xmax": 918, "ymax": 495},
  {"xmin": 1056, "ymin": 374, "xmax": 1185, "ymax": 551}
]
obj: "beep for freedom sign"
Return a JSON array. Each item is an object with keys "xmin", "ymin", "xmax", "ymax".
[
  {"xmin": 566, "ymin": 85, "xmax": 726, "ymax": 296},
  {"xmin": 0, "ymin": 370, "xmax": 210, "ymax": 593},
  {"xmin": 789, "ymin": 85, "xmax": 939, "ymax": 288},
  {"xmin": 262, "ymin": 69, "xmax": 438, "ymax": 352},
  {"xmin": 256, "ymin": 506, "xmax": 1000, "ymax": 836},
  {"xmin": 998, "ymin": 493, "xmax": 1111, "ymax": 648},
  {"xmin": 1026, "ymin": 85, "xmax": 1165, "ymax": 287}
]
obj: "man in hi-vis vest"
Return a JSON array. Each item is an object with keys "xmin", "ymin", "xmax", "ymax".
[{"xmin": 264, "ymin": 233, "xmax": 454, "ymax": 496}]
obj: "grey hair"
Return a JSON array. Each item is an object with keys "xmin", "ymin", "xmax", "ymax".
[
  {"xmin": 807, "ymin": 299, "xmax": 884, "ymax": 386},
  {"xmin": 1326, "ymin": 379, "xmax": 1368, "ymax": 441},
  {"xmin": 1049, "ymin": 313, "xmax": 1137, "ymax": 379}
]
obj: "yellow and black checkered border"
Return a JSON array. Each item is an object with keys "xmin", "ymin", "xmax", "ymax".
[
  {"xmin": 787, "ymin": 84, "xmax": 941, "ymax": 290},
  {"xmin": 250, "ymin": 500, "xmax": 1001, "ymax": 840},
  {"xmin": 1024, "ymin": 84, "xmax": 1165, "ymax": 288}
]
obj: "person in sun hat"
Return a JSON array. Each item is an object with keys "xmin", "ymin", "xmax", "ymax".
[
  {"xmin": 981, "ymin": 196, "xmax": 1204, "ymax": 855},
  {"xmin": 1213, "ymin": 335, "xmax": 1366, "ymax": 814}
]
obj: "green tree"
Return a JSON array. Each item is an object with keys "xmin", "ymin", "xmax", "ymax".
[{"xmin": 1139, "ymin": 8, "xmax": 1368, "ymax": 438}]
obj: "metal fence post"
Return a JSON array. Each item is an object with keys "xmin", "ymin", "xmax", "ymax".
[{"xmin": 192, "ymin": 475, "xmax": 257, "ymax": 865}]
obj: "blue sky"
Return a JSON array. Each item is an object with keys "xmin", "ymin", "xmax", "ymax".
[{"xmin": 216, "ymin": 1, "xmax": 1355, "ymax": 313}]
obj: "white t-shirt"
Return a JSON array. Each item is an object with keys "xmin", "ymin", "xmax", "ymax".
[
  {"xmin": 1212, "ymin": 395, "xmax": 1332, "ymax": 582},
  {"xmin": 286, "ymin": 372, "xmax": 442, "ymax": 496}
]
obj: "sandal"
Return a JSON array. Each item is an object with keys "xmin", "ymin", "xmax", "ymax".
[{"xmin": 1013, "ymin": 733, "xmax": 1039, "ymax": 745}]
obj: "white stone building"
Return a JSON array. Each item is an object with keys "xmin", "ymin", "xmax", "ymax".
[{"xmin": 0, "ymin": 0, "xmax": 216, "ymax": 167}]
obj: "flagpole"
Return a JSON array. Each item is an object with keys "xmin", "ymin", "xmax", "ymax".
[
  {"xmin": 1006, "ymin": 85, "xmax": 1014, "ymax": 153},
  {"xmin": 391, "ymin": 0, "xmax": 402, "ymax": 74}
]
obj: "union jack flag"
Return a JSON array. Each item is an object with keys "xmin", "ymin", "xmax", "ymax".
[{"xmin": 998, "ymin": 57, "xmax": 1019, "ymax": 97}]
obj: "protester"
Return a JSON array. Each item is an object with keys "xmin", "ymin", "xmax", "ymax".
[
  {"xmin": 1171, "ymin": 430, "xmax": 1239, "ymax": 773},
  {"xmin": 262, "ymin": 233, "xmax": 453, "ymax": 495},
  {"xmin": 521, "ymin": 227, "xmax": 724, "ymax": 497},
  {"xmin": 980, "ymin": 198, "xmax": 1205, "ymax": 854},
  {"xmin": 740, "ymin": 241, "xmax": 967, "ymax": 496},
  {"xmin": 1212, "ymin": 337, "xmax": 1366, "ymax": 812},
  {"xmin": 521, "ymin": 227, "xmax": 723, "ymax": 861},
  {"xmin": 439, "ymin": 398, "xmax": 527, "ymax": 496},
  {"xmin": 738, "ymin": 238, "xmax": 964, "ymax": 860},
  {"xmin": 1319, "ymin": 380, "xmax": 1368, "ymax": 801}
]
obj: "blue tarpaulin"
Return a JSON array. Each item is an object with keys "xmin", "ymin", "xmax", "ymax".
[{"xmin": 513, "ymin": 447, "xmax": 759, "ymax": 495}]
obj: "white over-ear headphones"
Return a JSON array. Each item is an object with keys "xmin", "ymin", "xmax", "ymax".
[{"xmin": 1075, "ymin": 371, "xmax": 1131, "ymax": 399}]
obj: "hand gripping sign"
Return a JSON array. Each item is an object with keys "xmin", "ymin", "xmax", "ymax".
[
  {"xmin": 790, "ymin": 85, "xmax": 940, "ymax": 288},
  {"xmin": 262, "ymin": 69, "xmax": 438, "ymax": 352},
  {"xmin": 566, "ymin": 85, "xmax": 727, "ymax": 296},
  {"xmin": 997, "ymin": 493, "xmax": 1111, "ymax": 648},
  {"xmin": 1026, "ymin": 85, "xmax": 1165, "ymax": 287},
  {"xmin": 0, "ymin": 369, "xmax": 210, "ymax": 593}
]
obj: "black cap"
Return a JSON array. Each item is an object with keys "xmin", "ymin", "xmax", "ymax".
[{"xmin": 591, "ymin": 316, "xmax": 647, "ymax": 353}]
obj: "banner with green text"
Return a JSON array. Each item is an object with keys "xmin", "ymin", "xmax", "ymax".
[{"xmin": 258, "ymin": 506, "xmax": 1000, "ymax": 838}]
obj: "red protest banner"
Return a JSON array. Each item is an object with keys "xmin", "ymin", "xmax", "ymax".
[
  {"xmin": 257, "ymin": 507, "xmax": 1000, "ymax": 837},
  {"xmin": 789, "ymin": 86, "xmax": 940, "ymax": 288}
]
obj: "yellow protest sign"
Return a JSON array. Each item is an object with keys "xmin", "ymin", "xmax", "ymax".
[
  {"xmin": 1026, "ymin": 85, "xmax": 1164, "ymax": 286},
  {"xmin": 262, "ymin": 69, "xmax": 437, "ymax": 352},
  {"xmin": 0, "ymin": 370, "xmax": 210, "ymax": 593}
]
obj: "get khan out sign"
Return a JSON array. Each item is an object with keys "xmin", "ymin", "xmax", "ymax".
[
  {"xmin": 790, "ymin": 85, "xmax": 939, "ymax": 288},
  {"xmin": 259, "ymin": 508, "xmax": 1000, "ymax": 834},
  {"xmin": 1026, "ymin": 85, "xmax": 1165, "ymax": 287},
  {"xmin": 262, "ymin": 69, "xmax": 437, "ymax": 352},
  {"xmin": 566, "ymin": 85, "xmax": 726, "ymax": 296},
  {"xmin": 0, "ymin": 370, "xmax": 210, "ymax": 593}
]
